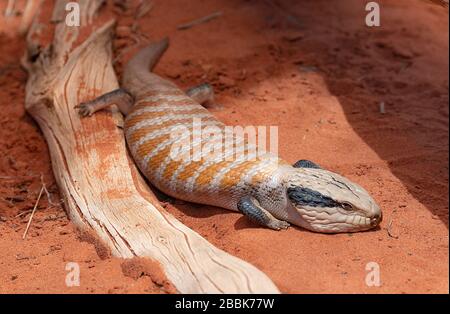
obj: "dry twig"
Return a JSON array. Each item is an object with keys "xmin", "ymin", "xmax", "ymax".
[
  {"xmin": 40, "ymin": 173, "xmax": 55, "ymax": 206},
  {"xmin": 22, "ymin": 185, "xmax": 44, "ymax": 239},
  {"xmin": 0, "ymin": 174, "xmax": 39, "ymax": 180},
  {"xmin": 177, "ymin": 11, "xmax": 223, "ymax": 30},
  {"xmin": 135, "ymin": 0, "xmax": 153, "ymax": 19},
  {"xmin": 387, "ymin": 216, "xmax": 399, "ymax": 239},
  {"xmin": 15, "ymin": 210, "xmax": 33, "ymax": 218},
  {"xmin": 4, "ymin": 0, "xmax": 16, "ymax": 17}
]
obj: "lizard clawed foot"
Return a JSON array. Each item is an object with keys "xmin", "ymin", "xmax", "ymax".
[
  {"xmin": 237, "ymin": 196, "xmax": 291, "ymax": 231},
  {"xmin": 268, "ymin": 220, "xmax": 290, "ymax": 231},
  {"xmin": 75, "ymin": 102, "xmax": 96, "ymax": 117},
  {"xmin": 74, "ymin": 89, "xmax": 135, "ymax": 117}
]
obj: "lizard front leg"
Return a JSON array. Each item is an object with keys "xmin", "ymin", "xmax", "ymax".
[
  {"xmin": 237, "ymin": 196, "xmax": 290, "ymax": 231},
  {"xmin": 75, "ymin": 88, "xmax": 134, "ymax": 117}
]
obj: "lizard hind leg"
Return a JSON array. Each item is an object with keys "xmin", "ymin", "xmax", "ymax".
[
  {"xmin": 75, "ymin": 88, "xmax": 134, "ymax": 117},
  {"xmin": 237, "ymin": 196, "xmax": 290, "ymax": 231},
  {"xmin": 186, "ymin": 83, "xmax": 215, "ymax": 107}
]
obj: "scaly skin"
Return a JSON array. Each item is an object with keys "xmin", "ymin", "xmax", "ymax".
[{"xmin": 76, "ymin": 38, "xmax": 382, "ymax": 233}]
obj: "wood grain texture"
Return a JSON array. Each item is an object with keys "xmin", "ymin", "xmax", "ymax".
[{"xmin": 21, "ymin": 0, "xmax": 279, "ymax": 293}]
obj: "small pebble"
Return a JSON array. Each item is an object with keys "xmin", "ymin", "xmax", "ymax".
[{"xmin": 379, "ymin": 101, "xmax": 386, "ymax": 114}]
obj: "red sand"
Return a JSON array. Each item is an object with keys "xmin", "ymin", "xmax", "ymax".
[{"xmin": 0, "ymin": 0, "xmax": 448, "ymax": 293}]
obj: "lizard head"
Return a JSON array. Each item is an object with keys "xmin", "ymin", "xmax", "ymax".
[{"xmin": 282, "ymin": 161, "xmax": 382, "ymax": 233}]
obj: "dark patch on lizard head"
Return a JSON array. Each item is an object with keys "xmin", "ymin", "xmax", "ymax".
[{"xmin": 287, "ymin": 187, "xmax": 340, "ymax": 208}]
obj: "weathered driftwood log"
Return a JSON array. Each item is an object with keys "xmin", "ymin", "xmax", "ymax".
[{"xmin": 21, "ymin": 0, "xmax": 279, "ymax": 293}]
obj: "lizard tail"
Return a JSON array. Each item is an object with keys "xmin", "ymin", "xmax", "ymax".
[
  {"xmin": 122, "ymin": 38, "xmax": 171, "ymax": 92},
  {"xmin": 126, "ymin": 37, "xmax": 169, "ymax": 74}
]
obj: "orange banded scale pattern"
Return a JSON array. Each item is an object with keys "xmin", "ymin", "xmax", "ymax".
[{"xmin": 124, "ymin": 86, "xmax": 291, "ymax": 211}]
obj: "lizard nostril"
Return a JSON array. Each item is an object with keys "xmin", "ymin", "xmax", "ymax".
[{"xmin": 370, "ymin": 212, "xmax": 382, "ymax": 226}]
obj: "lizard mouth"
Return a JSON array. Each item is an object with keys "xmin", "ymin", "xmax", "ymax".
[{"xmin": 296, "ymin": 209, "xmax": 381, "ymax": 233}]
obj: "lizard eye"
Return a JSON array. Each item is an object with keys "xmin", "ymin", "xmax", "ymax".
[{"xmin": 341, "ymin": 202, "xmax": 354, "ymax": 211}]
